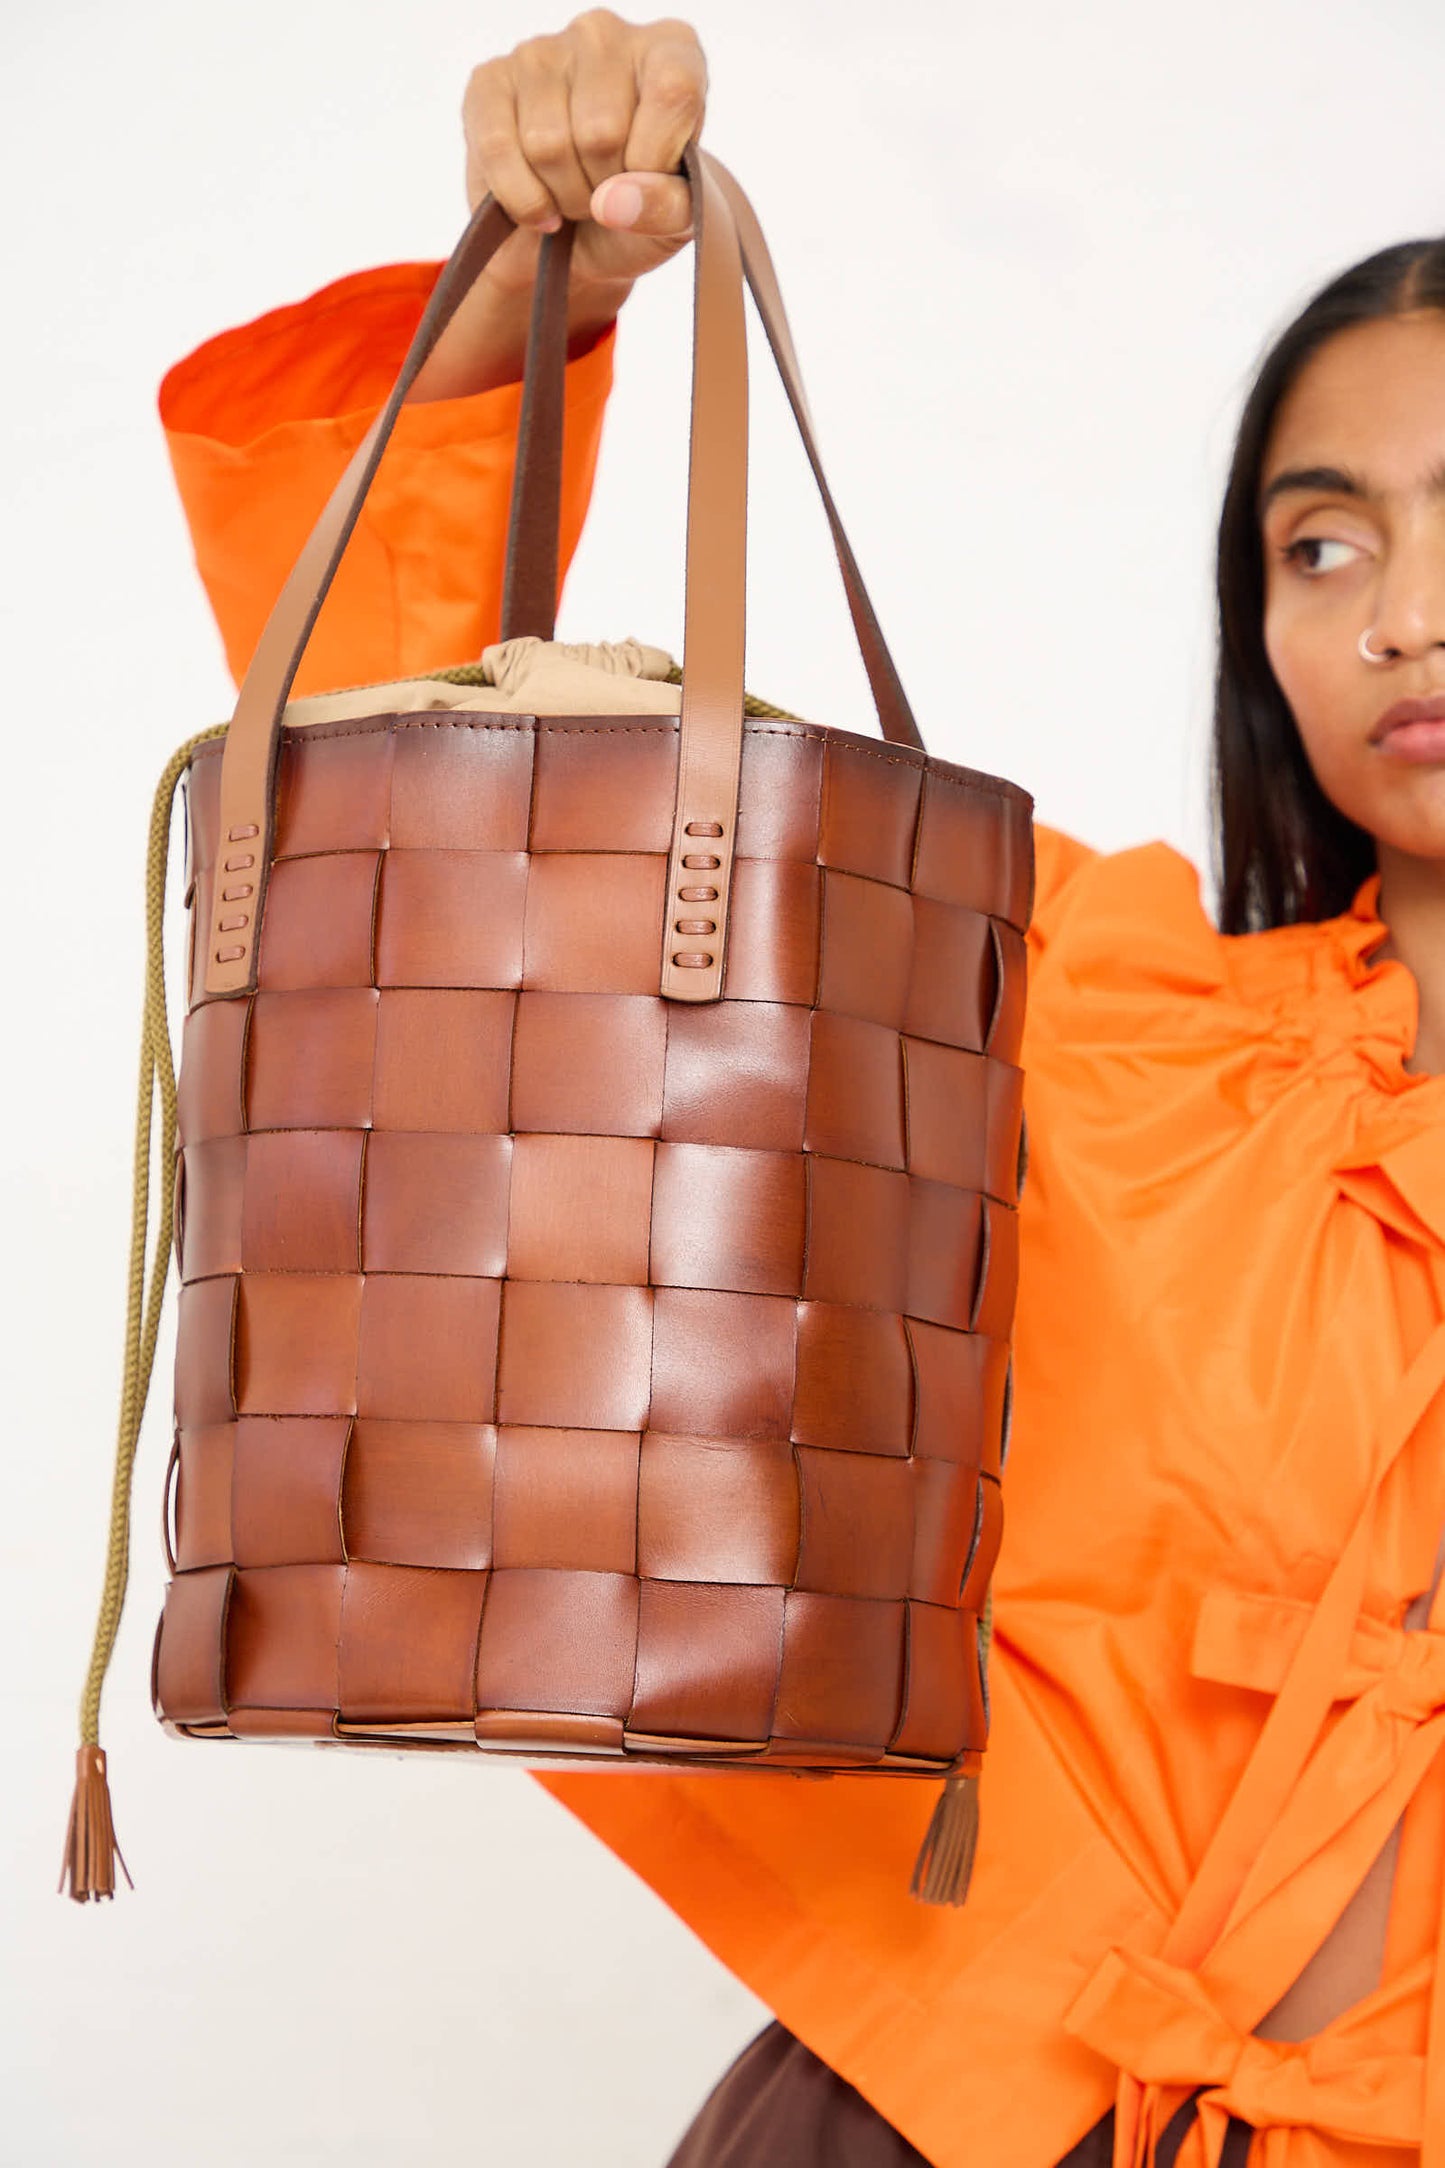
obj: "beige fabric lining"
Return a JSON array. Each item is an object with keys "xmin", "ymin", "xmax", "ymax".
[{"xmin": 282, "ymin": 636, "xmax": 684, "ymax": 726}]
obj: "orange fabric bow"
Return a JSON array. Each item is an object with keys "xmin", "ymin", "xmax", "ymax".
[{"xmin": 1066, "ymin": 1945, "xmax": 1424, "ymax": 2166}]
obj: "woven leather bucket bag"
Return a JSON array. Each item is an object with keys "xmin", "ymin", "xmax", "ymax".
[{"xmin": 61, "ymin": 143, "xmax": 1034, "ymax": 1909}]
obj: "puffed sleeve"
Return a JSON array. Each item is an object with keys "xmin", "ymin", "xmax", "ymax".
[
  {"xmin": 158, "ymin": 259, "xmax": 617, "ymax": 696},
  {"xmin": 1027, "ymin": 818, "xmax": 1103, "ymax": 960}
]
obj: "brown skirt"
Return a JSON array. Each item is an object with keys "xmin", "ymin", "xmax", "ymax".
[{"xmin": 663, "ymin": 2019, "xmax": 1256, "ymax": 2167}]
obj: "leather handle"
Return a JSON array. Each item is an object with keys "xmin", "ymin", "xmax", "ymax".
[
  {"xmin": 658, "ymin": 141, "xmax": 749, "ymax": 1000},
  {"xmin": 202, "ymin": 145, "xmax": 780, "ymax": 1005},
  {"xmin": 202, "ymin": 188, "xmax": 525, "ymax": 996},
  {"xmin": 707, "ymin": 153, "xmax": 922, "ymax": 754},
  {"xmin": 499, "ymin": 216, "xmax": 576, "ymax": 643},
  {"xmin": 503, "ymin": 146, "xmax": 923, "ymax": 754}
]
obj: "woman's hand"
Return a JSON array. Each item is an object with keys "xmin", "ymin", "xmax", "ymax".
[
  {"xmin": 413, "ymin": 9, "xmax": 706, "ymax": 400},
  {"xmin": 467, "ymin": 9, "xmax": 705, "ymax": 293}
]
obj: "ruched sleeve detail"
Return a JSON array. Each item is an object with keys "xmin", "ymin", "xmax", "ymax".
[{"xmin": 1027, "ymin": 818, "xmax": 1103, "ymax": 961}]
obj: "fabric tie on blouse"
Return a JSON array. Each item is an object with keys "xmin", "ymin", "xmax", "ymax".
[
  {"xmin": 1061, "ymin": 1311, "xmax": 1445, "ymax": 2168},
  {"xmin": 1064, "ymin": 1946, "xmax": 1425, "ymax": 2166}
]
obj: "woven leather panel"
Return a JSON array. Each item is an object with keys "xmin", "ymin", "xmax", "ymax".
[{"xmin": 154, "ymin": 710, "xmax": 1032, "ymax": 1773}]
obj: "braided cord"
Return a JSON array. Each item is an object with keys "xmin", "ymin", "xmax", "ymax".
[{"xmin": 74, "ymin": 723, "xmax": 229, "ymax": 1747}]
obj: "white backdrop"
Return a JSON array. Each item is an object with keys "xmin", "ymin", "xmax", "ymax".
[{"xmin": 5, "ymin": 1, "xmax": 1444, "ymax": 2162}]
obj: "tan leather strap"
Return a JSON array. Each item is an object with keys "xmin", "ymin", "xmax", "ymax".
[
  {"xmin": 706, "ymin": 152, "xmax": 922, "ymax": 753},
  {"xmin": 499, "ymin": 217, "xmax": 576, "ymax": 643},
  {"xmin": 504, "ymin": 146, "xmax": 923, "ymax": 753},
  {"xmin": 661, "ymin": 141, "xmax": 748, "ymax": 1000},
  {"xmin": 202, "ymin": 189, "xmax": 522, "ymax": 997}
]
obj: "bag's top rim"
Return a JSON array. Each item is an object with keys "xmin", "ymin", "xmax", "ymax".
[{"xmin": 186, "ymin": 707, "xmax": 1035, "ymax": 815}]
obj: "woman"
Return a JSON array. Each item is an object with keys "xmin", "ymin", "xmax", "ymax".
[{"xmin": 155, "ymin": 13, "xmax": 1445, "ymax": 2165}]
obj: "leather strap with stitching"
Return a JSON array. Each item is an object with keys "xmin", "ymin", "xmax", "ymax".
[{"xmin": 200, "ymin": 141, "xmax": 916, "ymax": 1004}]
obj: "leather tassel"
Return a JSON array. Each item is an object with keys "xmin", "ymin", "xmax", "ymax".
[
  {"xmin": 58, "ymin": 1745, "xmax": 134, "ymax": 1903},
  {"xmin": 909, "ymin": 1771, "xmax": 980, "ymax": 1906}
]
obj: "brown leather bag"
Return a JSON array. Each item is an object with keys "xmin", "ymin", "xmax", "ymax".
[{"xmin": 60, "ymin": 143, "xmax": 1034, "ymax": 1910}]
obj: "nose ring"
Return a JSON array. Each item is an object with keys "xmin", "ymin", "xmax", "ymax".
[{"xmin": 1359, "ymin": 628, "xmax": 1392, "ymax": 664}]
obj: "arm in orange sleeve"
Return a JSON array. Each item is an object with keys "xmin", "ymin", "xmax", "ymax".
[{"xmin": 158, "ymin": 260, "xmax": 617, "ymax": 697}]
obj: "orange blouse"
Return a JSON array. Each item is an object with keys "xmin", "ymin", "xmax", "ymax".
[{"xmin": 160, "ymin": 259, "xmax": 1445, "ymax": 2168}]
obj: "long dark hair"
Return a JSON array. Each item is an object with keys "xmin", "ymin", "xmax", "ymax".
[{"xmin": 1211, "ymin": 240, "xmax": 1445, "ymax": 933}]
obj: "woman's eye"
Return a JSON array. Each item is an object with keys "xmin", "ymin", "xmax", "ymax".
[{"xmin": 1282, "ymin": 535, "xmax": 1359, "ymax": 574}]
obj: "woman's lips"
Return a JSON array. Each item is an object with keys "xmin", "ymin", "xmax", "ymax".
[
  {"xmin": 1366, "ymin": 690, "xmax": 1445, "ymax": 761},
  {"xmin": 1374, "ymin": 717, "xmax": 1445, "ymax": 762}
]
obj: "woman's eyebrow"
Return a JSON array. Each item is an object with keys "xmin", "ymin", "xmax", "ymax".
[
  {"xmin": 1258, "ymin": 462, "xmax": 1365, "ymax": 512},
  {"xmin": 1259, "ymin": 455, "xmax": 1445, "ymax": 513}
]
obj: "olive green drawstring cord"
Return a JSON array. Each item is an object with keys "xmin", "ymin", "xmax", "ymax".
[{"xmin": 59, "ymin": 721, "xmax": 228, "ymax": 1900}]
